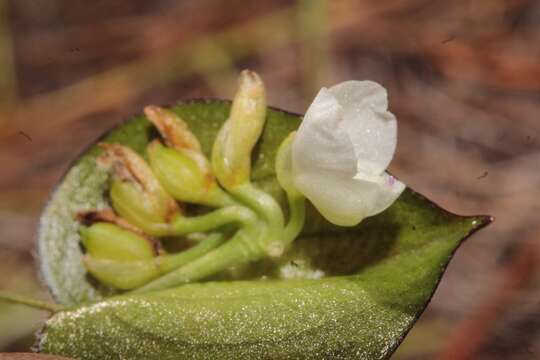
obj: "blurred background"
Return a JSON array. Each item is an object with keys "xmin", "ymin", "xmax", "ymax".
[{"xmin": 0, "ymin": 0, "xmax": 539, "ymax": 358}]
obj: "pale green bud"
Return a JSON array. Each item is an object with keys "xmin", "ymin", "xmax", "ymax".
[
  {"xmin": 83, "ymin": 257, "xmax": 159, "ymax": 290},
  {"xmin": 212, "ymin": 70, "xmax": 267, "ymax": 188},
  {"xmin": 80, "ymin": 222, "xmax": 161, "ymax": 290},
  {"xmin": 144, "ymin": 105, "xmax": 233, "ymax": 207},
  {"xmin": 97, "ymin": 143, "xmax": 180, "ymax": 236},
  {"xmin": 144, "ymin": 105, "xmax": 213, "ymax": 179},
  {"xmin": 80, "ymin": 222, "xmax": 156, "ymax": 261},
  {"xmin": 109, "ymin": 179, "xmax": 176, "ymax": 236},
  {"xmin": 148, "ymin": 141, "xmax": 228, "ymax": 207}
]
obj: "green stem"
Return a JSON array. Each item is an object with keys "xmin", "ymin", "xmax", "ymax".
[
  {"xmin": 132, "ymin": 228, "xmax": 260, "ymax": 293},
  {"xmin": 283, "ymin": 194, "xmax": 306, "ymax": 244},
  {"xmin": 206, "ymin": 186, "xmax": 237, "ymax": 207},
  {"xmin": 232, "ymin": 183, "xmax": 285, "ymax": 256},
  {"xmin": 158, "ymin": 233, "xmax": 226, "ymax": 272},
  {"xmin": 0, "ymin": 291, "xmax": 64, "ymax": 313},
  {"xmin": 170, "ymin": 205, "xmax": 256, "ymax": 235}
]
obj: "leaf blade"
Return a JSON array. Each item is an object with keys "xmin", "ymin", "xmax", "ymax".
[{"xmin": 40, "ymin": 214, "xmax": 488, "ymax": 359}]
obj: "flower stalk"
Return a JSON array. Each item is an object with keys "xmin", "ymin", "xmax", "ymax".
[{"xmin": 0, "ymin": 291, "xmax": 64, "ymax": 313}]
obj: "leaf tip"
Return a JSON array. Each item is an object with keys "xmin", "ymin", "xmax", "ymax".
[
  {"xmin": 472, "ymin": 214, "xmax": 494, "ymax": 228},
  {"xmin": 465, "ymin": 214, "xmax": 493, "ymax": 240}
]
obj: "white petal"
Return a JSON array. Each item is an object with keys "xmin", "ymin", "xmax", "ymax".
[
  {"xmin": 344, "ymin": 108, "xmax": 397, "ymax": 177},
  {"xmin": 329, "ymin": 80, "xmax": 388, "ymax": 111},
  {"xmin": 360, "ymin": 173, "xmax": 405, "ymax": 216},
  {"xmin": 330, "ymin": 81, "xmax": 397, "ymax": 176},
  {"xmin": 292, "ymin": 88, "xmax": 356, "ymax": 176},
  {"xmin": 294, "ymin": 170, "xmax": 404, "ymax": 226}
]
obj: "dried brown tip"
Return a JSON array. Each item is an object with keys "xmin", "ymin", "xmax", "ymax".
[
  {"xmin": 97, "ymin": 143, "xmax": 162, "ymax": 194},
  {"xmin": 144, "ymin": 105, "xmax": 201, "ymax": 152},
  {"xmin": 77, "ymin": 209, "xmax": 141, "ymax": 234}
]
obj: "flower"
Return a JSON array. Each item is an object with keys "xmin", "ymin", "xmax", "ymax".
[{"xmin": 291, "ymin": 80, "xmax": 405, "ymax": 226}]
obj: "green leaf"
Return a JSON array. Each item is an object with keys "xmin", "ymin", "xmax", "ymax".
[
  {"xmin": 0, "ymin": 354, "xmax": 73, "ymax": 360},
  {"xmin": 38, "ymin": 100, "xmax": 490, "ymax": 359}
]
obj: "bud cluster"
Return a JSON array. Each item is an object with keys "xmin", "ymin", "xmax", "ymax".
[{"xmin": 78, "ymin": 70, "xmax": 306, "ymax": 292}]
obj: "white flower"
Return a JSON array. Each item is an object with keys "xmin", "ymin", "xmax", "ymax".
[{"xmin": 291, "ymin": 80, "xmax": 405, "ymax": 226}]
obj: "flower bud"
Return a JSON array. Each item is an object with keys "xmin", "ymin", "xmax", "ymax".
[
  {"xmin": 80, "ymin": 222, "xmax": 156, "ymax": 261},
  {"xmin": 148, "ymin": 141, "xmax": 228, "ymax": 207},
  {"xmin": 83, "ymin": 257, "xmax": 159, "ymax": 290},
  {"xmin": 80, "ymin": 222, "xmax": 161, "ymax": 289},
  {"xmin": 212, "ymin": 70, "xmax": 266, "ymax": 188},
  {"xmin": 144, "ymin": 105, "xmax": 212, "ymax": 176},
  {"xmin": 97, "ymin": 143, "xmax": 180, "ymax": 236}
]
